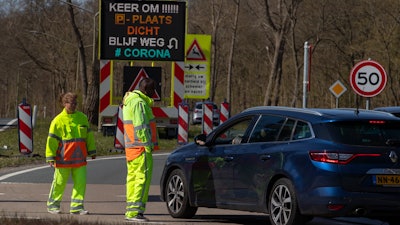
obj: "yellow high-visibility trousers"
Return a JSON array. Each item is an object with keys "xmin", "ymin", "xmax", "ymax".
[
  {"xmin": 47, "ymin": 166, "xmax": 87, "ymax": 213},
  {"xmin": 125, "ymin": 151, "xmax": 153, "ymax": 218}
]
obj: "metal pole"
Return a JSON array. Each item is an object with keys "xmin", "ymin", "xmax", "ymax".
[
  {"xmin": 93, "ymin": 12, "xmax": 99, "ymax": 64},
  {"xmin": 336, "ymin": 97, "xmax": 339, "ymax": 108},
  {"xmin": 302, "ymin": 42, "xmax": 309, "ymax": 108}
]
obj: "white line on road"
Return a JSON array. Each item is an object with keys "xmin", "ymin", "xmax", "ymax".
[
  {"xmin": 0, "ymin": 153, "xmax": 170, "ymax": 182},
  {"xmin": 0, "ymin": 118, "xmax": 17, "ymax": 132}
]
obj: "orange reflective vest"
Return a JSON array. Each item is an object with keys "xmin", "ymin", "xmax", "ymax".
[
  {"xmin": 46, "ymin": 109, "xmax": 96, "ymax": 168},
  {"xmin": 123, "ymin": 91, "xmax": 159, "ymax": 161}
]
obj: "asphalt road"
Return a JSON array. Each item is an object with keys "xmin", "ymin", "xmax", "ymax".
[
  {"xmin": 0, "ymin": 153, "xmax": 389, "ymax": 225},
  {"xmin": 0, "ymin": 118, "xmax": 17, "ymax": 132}
]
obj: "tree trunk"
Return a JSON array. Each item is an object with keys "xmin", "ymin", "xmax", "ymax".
[{"xmin": 227, "ymin": 0, "xmax": 240, "ymax": 104}]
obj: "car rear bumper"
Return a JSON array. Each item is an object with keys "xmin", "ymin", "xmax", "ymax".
[{"xmin": 299, "ymin": 186, "xmax": 400, "ymax": 217}]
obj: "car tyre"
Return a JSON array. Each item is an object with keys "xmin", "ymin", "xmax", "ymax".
[
  {"xmin": 268, "ymin": 178, "xmax": 311, "ymax": 225},
  {"xmin": 165, "ymin": 169, "xmax": 198, "ymax": 218}
]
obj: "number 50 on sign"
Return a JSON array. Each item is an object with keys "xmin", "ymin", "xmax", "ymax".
[{"xmin": 349, "ymin": 60, "xmax": 387, "ymax": 98}]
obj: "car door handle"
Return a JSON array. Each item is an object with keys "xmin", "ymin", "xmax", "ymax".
[
  {"xmin": 224, "ymin": 156, "xmax": 234, "ymax": 162},
  {"xmin": 260, "ymin": 154, "xmax": 271, "ymax": 161}
]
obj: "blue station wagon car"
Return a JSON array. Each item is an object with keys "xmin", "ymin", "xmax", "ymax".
[{"xmin": 160, "ymin": 106, "xmax": 400, "ymax": 225}]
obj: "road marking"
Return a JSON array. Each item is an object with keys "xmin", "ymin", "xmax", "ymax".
[
  {"xmin": 0, "ymin": 153, "xmax": 170, "ymax": 182},
  {"xmin": 0, "ymin": 165, "xmax": 49, "ymax": 181},
  {"xmin": 0, "ymin": 118, "xmax": 17, "ymax": 132}
]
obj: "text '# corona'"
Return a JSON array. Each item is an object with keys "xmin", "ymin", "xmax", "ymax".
[{"xmin": 121, "ymin": 48, "xmax": 171, "ymax": 59}]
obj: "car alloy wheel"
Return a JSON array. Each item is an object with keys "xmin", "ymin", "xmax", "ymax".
[
  {"xmin": 167, "ymin": 173, "xmax": 184, "ymax": 213},
  {"xmin": 165, "ymin": 169, "xmax": 197, "ymax": 218},
  {"xmin": 270, "ymin": 183, "xmax": 293, "ymax": 225}
]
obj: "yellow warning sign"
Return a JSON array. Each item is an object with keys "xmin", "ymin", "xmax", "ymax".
[{"xmin": 184, "ymin": 34, "xmax": 211, "ymax": 99}]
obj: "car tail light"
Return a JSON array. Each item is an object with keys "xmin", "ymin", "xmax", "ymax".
[
  {"xmin": 309, "ymin": 151, "xmax": 381, "ymax": 164},
  {"xmin": 327, "ymin": 204, "xmax": 345, "ymax": 211},
  {"xmin": 369, "ymin": 120, "xmax": 385, "ymax": 124}
]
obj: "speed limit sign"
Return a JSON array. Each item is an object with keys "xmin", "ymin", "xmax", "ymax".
[{"xmin": 349, "ymin": 60, "xmax": 387, "ymax": 97}]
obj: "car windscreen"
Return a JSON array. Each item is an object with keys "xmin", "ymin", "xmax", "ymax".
[{"xmin": 320, "ymin": 120, "xmax": 400, "ymax": 146}]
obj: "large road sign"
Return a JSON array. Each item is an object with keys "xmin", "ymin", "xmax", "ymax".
[
  {"xmin": 100, "ymin": 0, "xmax": 186, "ymax": 61},
  {"xmin": 184, "ymin": 34, "xmax": 211, "ymax": 99},
  {"xmin": 349, "ymin": 60, "xmax": 387, "ymax": 97}
]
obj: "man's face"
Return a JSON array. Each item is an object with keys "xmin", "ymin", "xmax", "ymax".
[{"xmin": 64, "ymin": 100, "xmax": 77, "ymax": 114}]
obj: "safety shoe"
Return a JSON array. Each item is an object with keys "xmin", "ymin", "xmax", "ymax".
[
  {"xmin": 70, "ymin": 209, "xmax": 89, "ymax": 215},
  {"xmin": 47, "ymin": 209, "xmax": 61, "ymax": 214},
  {"xmin": 125, "ymin": 214, "xmax": 149, "ymax": 222}
]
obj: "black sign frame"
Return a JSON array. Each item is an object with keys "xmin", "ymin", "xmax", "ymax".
[{"xmin": 100, "ymin": 0, "xmax": 186, "ymax": 61}]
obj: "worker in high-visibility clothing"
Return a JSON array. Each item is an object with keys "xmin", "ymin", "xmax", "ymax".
[
  {"xmin": 46, "ymin": 92, "xmax": 96, "ymax": 215},
  {"xmin": 123, "ymin": 78, "xmax": 159, "ymax": 222}
]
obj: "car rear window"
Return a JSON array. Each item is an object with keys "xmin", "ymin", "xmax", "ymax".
[{"xmin": 321, "ymin": 120, "xmax": 400, "ymax": 146}]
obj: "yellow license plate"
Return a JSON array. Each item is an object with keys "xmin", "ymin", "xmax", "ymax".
[{"xmin": 374, "ymin": 175, "xmax": 400, "ymax": 185}]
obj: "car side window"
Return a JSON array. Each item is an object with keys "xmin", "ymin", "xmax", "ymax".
[
  {"xmin": 214, "ymin": 118, "xmax": 253, "ymax": 145},
  {"xmin": 292, "ymin": 121, "xmax": 312, "ymax": 140},
  {"xmin": 277, "ymin": 119, "xmax": 296, "ymax": 141},
  {"xmin": 248, "ymin": 115, "xmax": 287, "ymax": 143}
]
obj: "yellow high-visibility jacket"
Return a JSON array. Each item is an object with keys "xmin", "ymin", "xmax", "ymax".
[
  {"xmin": 46, "ymin": 109, "xmax": 96, "ymax": 168},
  {"xmin": 123, "ymin": 90, "xmax": 159, "ymax": 161}
]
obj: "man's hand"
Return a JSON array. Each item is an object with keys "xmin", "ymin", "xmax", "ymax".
[
  {"xmin": 48, "ymin": 161, "xmax": 55, "ymax": 168},
  {"xmin": 196, "ymin": 140, "xmax": 206, "ymax": 145}
]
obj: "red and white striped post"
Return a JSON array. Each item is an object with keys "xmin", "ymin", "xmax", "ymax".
[
  {"xmin": 220, "ymin": 100, "xmax": 230, "ymax": 125},
  {"xmin": 172, "ymin": 62, "xmax": 185, "ymax": 108},
  {"xmin": 114, "ymin": 104, "xmax": 124, "ymax": 149},
  {"xmin": 98, "ymin": 60, "xmax": 115, "ymax": 131},
  {"xmin": 202, "ymin": 102, "xmax": 214, "ymax": 135},
  {"xmin": 17, "ymin": 99, "xmax": 33, "ymax": 155},
  {"xmin": 177, "ymin": 101, "xmax": 189, "ymax": 144}
]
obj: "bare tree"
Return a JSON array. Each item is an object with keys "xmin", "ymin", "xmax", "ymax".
[
  {"xmin": 65, "ymin": 0, "xmax": 99, "ymax": 123},
  {"xmin": 210, "ymin": 0, "xmax": 223, "ymax": 101},
  {"xmin": 226, "ymin": 0, "xmax": 240, "ymax": 104},
  {"xmin": 259, "ymin": 0, "xmax": 303, "ymax": 106}
]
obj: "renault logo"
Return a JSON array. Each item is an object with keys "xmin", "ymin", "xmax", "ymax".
[{"xmin": 389, "ymin": 151, "xmax": 398, "ymax": 163}]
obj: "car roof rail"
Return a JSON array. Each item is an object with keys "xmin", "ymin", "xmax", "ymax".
[{"xmin": 243, "ymin": 106, "xmax": 323, "ymax": 116}]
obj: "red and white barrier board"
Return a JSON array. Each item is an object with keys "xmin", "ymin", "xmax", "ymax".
[
  {"xmin": 114, "ymin": 104, "xmax": 124, "ymax": 149},
  {"xmin": 202, "ymin": 102, "xmax": 213, "ymax": 135},
  {"xmin": 173, "ymin": 62, "xmax": 185, "ymax": 109},
  {"xmin": 17, "ymin": 101, "xmax": 33, "ymax": 155},
  {"xmin": 178, "ymin": 102, "xmax": 189, "ymax": 144},
  {"xmin": 220, "ymin": 101, "xmax": 230, "ymax": 124}
]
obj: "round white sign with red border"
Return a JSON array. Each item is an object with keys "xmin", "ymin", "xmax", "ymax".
[{"xmin": 349, "ymin": 60, "xmax": 387, "ymax": 97}]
